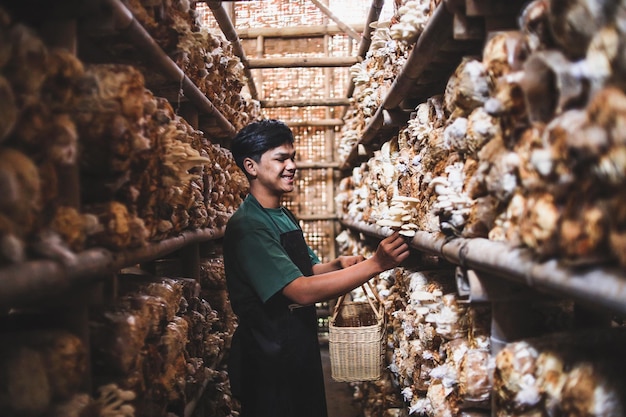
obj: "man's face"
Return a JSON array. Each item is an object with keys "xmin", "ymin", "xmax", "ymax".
[{"xmin": 254, "ymin": 143, "xmax": 297, "ymax": 195}]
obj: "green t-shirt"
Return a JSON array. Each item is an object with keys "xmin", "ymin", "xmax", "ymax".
[{"xmin": 223, "ymin": 194, "xmax": 320, "ymax": 316}]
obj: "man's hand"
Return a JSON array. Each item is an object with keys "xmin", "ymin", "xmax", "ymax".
[
  {"xmin": 371, "ymin": 232, "xmax": 410, "ymax": 272},
  {"xmin": 336, "ymin": 255, "xmax": 365, "ymax": 269}
]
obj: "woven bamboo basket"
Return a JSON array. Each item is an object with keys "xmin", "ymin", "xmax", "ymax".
[{"xmin": 329, "ymin": 280, "xmax": 385, "ymax": 382}]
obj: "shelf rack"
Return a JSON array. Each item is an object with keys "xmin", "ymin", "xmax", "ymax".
[
  {"xmin": 0, "ymin": 227, "xmax": 225, "ymax": 309},
  {"xmin": 336, "ymin": 0, "xmax": 626, "ymax": 324},
  {"xmin": 78, "ymin": 0, "xmax": 237, "ymax": 139},
  {"xmin": 340, "ymin": 0, "xmax": 481, "ymax": 170},
  {"xmin": 0, "ymin": 0, "xmax": 247, "ymax": 309},
  {"xmin": 338, "ymin": 0, "xmax": 531, "ymax": 170},
  {"xmin": 0, "ymin": 2, "xmax": 246, "ymax": 415},
  {"xmin": 341, "ymin": 218, "xmax": 626, "ymax": 316}
]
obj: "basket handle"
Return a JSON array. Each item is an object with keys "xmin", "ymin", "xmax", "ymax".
[{"xmin": 332, "ymin": 280, "xmax": 383, "ymax": 321}]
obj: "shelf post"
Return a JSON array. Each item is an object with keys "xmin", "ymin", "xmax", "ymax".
[
  {"xmin": 179, "ymin": 244, "xmax": 201, "ymax": 281},
  {"xmin": 457, "ymin": 268, "xmax": 547, "ymax": 356}
]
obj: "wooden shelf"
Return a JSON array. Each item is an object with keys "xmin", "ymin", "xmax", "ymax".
[{"xmin": 0, "ymin": 227, "xmax": 225, "ymax": 309}]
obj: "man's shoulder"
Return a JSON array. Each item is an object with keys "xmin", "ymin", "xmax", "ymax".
[{"xmin": 226, "ymin": 199, "xmax": 268, "ymax": 231}]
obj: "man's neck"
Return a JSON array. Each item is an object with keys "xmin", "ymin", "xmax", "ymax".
[{"xmin": 249, "ymin": 186, "xmax": 281, "ymax": 209}]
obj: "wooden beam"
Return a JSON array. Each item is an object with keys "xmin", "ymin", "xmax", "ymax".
[
  {"xmin": 247, "ymin": 56, "xmax": 359, "ymax": 68},
  {"xmin": 236, "ymin": 24, "xmax": 365, "ymax": 39},
  {"xmin": 309, "ymin": 0, "xmax": 361, "ymax": 42},
  {"xmin": 341, "ymin": 0, "xmax": 384, "ymax": 119},
  {"xmin": 261, "ymin": 98, "xmax": 350, "ymax": 107},
  {"xmin": 207, "ymin": 1, "xmax": 259, "ymax": 100},
  {"xmin": 296, "ymin": 161, "xmax": 341, "ymax": 169},
  {"xmin": 285, "ymin": 118, "xmax": 344, "ymax": 127}
]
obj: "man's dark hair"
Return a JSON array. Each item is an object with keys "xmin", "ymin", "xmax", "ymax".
[{"xmin": 230, "ymin": 119, "xmax": 294, "ymax": 176}]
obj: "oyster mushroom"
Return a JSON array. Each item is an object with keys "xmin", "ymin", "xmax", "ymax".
[
  {"xmin": 444, "ymin": 58, "xmax": 492, "ymax": 118},
  {"xmin": 0, "ymin": 75, "xmax": 16, "ymax": 142},
  {"xmin": 559, "ymin": 199, "xmax": 608, "ymax": 264},
  {"xmin": 520, "ymin": 50, "xmax": 587, "ymax": 123},
  {"xmin": 482, "ymin": 30, "xmax": 529, "ymax": 80},
  {"xmin": 561, "ymin": 363, "xmax": 625, "ymax": 417},
  {"xmin": 546, "ymin": 0, "xmax": 615, "ymax": 59},
  {"xmin": 389, "ymin": 0, "xmax": 433, "ymax": 43},
  {"xmin": 4, "ymin": 23, "xmax": 48, "ymax": 99},
  {"xmin": 474, "ymin": 137, "xmax": 520, "ymax": 203},
  {"xmin": 463, "ymin": 195, "xmax": 500, "ymax": 239},
  {"xmin": 465, "ymin": 107, "xmax": 502, "ymax": 157},
  {"xmin": 519, "ymin": 192, "xmax": 560, "ymax": 257},
  {"xmin": 484, "ymin": 71, "xmax": 528, "ymax": 138},
  {"xmin": 376, "ymin": 194, "xmax": 420, "ymax": 237},
  {"xmin": 0, "ymin": 147, "xmax": 41, "ymax": 236},
  {"xmin": 519, "ymin": 0, "xmax": 554, "ymax": 52},
  {"xmin": 89, "ymin": 384, "xmax": 136, "ymax": 417},
  {"xmin": 494, "ymin": 341, "xmax": 541, "ymax": 410}
]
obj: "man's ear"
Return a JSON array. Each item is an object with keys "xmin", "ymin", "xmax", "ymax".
[{"xmin": 243, "ymin": 157, "xmax": 257, "ymax": 177}]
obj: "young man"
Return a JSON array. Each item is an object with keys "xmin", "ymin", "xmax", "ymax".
[{"xmin": 223, "ymin": 119, "xmax": 410, "ymax": 417}]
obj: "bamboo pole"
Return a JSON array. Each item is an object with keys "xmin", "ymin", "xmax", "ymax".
[
  {"xmin": 341, "ymin": 0, "xmax": 385, "ymax": 119},
  {"xmin": 297, "ymin": 161, "xmax": 341, "ymax": 169},
  {"xmin": 206, "ymin": 0, "xmax": 259, "ymax": 100},
  {"xmin": 309, "ymin": 0, "xmax": 361, "ymax": 42},
  {"xmin": 323, "ymin": 30, "xmax": 338, "ymax": 260},
  {"xmin": 247, "ymin": 56, "xmax": 359, "ymax": 68},
  {"xmin": 0, "ymin": 227, "xmax": 226, "ymax": 308},
  {"xmin": 236, "ymin": 24, "xmax": 366, "ymax": 39},
  {"xmin": 256, "ymin": 35, "xmax": 264, "ymax": 98},
  {"xmin": 261, "ymin": 98, "xmax": 350, "ymax": 107}
]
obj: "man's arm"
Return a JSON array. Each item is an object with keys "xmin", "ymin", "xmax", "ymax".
[
  {"xmin": 282, "ymin": 232, "xmax": 409, "ymax": 305},
  {"xmin": 311, "ymin": 254, "xmax": 365, "ymax": 274}
]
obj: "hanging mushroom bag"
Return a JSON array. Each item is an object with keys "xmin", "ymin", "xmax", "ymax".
[{"xmin": 328, "ymin": 280, "xmax": 385, "ymax": 382}]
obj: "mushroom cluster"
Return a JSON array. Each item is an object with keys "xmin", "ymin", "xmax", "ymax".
[
  {"xmin": 0, "ymin": 7, "xmax": 249, "ymax": 265},
  {"xmin": 338, "ymin": 20, "xmax": 409, "ymax": 161},
  {"xmin": 336, "ymin": 231, "xmax": 494, "ymax": 417},
  {"xmin": 390, "ymin": 0, "xmax": 442, "ymax": 43},
  {"xmin": 0, "ymin": 330, "xmax": 88, "ymax": 417},
  {"xmin": 89, "ymin": 272, "xmax": 236, "ymax": 417},
  {"xmin": 376, "ymin": 195, "xmax": 420, "ymax": 237},
  {"xmin": 385, "ymin": 268, "xmax": 492, "ymax": 416},
  {"xmin": 494, "ymin": 329, "xmax": 626, "ymax": 417},
  {"xmin": 338, "ymin": 0, "xmax": 626, "ymax": 268},
  {"xmin": 336, "ymin": 1, "xmax": 626, "ymax": 415},
  {"xmin": 0, "ymin": 11, "xmax": 101, "ymax": 265},
  {"xmin": 125, "ymin": 0, "xmax": 260, "ymax": 130}
]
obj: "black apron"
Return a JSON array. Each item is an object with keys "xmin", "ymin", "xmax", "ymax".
[{"xmin": 228, "ymin": 207, "xmax": 328, "ymax": 417}]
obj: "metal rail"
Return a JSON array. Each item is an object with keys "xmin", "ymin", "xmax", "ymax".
[{"xmin": 340, "ymin": 218, "xmax": 626, "ymax": 316}]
